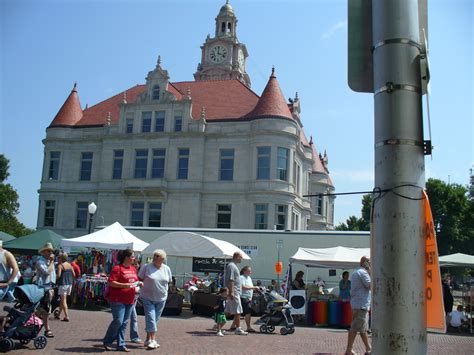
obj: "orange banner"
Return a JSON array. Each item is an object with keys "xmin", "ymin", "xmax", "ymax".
[{"xmin": 423, "ymin": 190, "xmax": 446, "ymax": 332}]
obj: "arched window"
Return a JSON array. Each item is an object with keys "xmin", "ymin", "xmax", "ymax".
[
  {"xmin": 152, "ymin": 85, "xmax": 160, "ymax": 100},
  {"xmin": 221, "ymin": 22, "xmax": 226, "ymax": 33},
  {"xmin": 227, "ymin": 23, "xmax": 232, "ymax": 34}
]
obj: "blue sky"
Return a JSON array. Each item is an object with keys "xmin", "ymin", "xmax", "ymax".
[{"xmin": 1, "ymin": 0, "xmax": 472, "ymax": 229}]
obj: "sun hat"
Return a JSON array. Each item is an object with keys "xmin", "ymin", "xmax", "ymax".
[{"xmin": 38, "ymin": 242, "xmax": 55, "ymax": 254}]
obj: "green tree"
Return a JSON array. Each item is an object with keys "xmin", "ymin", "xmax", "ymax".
[
  {"xmin": 335, "ymin": 194, "xmax": 372, "ymax": 231},
  {"xmin": 0, "ymin": 155, "xmax": 34, "ymax": 237},
  {"xmin": 426, "ymin": 178, "xmax": 471, "ymax": 255}
]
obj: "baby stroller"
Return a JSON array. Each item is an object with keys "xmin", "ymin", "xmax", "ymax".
[
  {"xmin": 0, "ymin": 285, "xmax": 48, "ymax": 352},
  {"xmin": 258, "ymin": 290, "xmax": 295, "ymax": 335}
]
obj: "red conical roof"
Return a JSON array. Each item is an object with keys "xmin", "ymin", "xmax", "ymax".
[
  {"xmin": 245, "ymin": 68, "xmax": 293, "ymax": 119},
  {"xmin": 49, "ymin": 84, "xmax": 83, "ymax": 127}
]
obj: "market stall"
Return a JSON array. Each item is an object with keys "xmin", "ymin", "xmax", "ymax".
[
  {"xmin": 143, "ymin": 231, "xmax": 250, "ymax": 315},
  {"xmin": 61, "ymin": 222, "xmax": 149, "ymax": 306},
  {"xmin": 4, "ymin": 230, "xmax": 64, "ymax": 255},
  {"xmin": 289, "ymin": 246, "xmax": 370, "ymax": 327},
  {"xmin": 439, "ymin": 253, "xmax": 474, "ymax": 333}
]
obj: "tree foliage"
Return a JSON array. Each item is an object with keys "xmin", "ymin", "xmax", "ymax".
[
  {"xmin": 0, "ymin": 155, "xmax": 34, "ymax": 237},
  {"xmin": 335, "ymin": 194, "xmax": 372, "ymax": 231},
  {"xmin": 426, "ymin": 178, "xmax": 472, "ymax": 255}
]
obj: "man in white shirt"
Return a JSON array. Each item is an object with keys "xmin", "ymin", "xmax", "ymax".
[{"xmin": 448, "ymin": 305, "xmax": 467, "ymax": 332}]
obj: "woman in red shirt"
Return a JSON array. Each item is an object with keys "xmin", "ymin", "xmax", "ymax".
[{"xmin": 103, "ymin": 249, "xmax": 142, "ymax": 352}]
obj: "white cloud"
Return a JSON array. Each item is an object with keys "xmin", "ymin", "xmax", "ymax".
[{"xmin": 321, "ymin": 20, "xmax": 347, "ymax": 39}]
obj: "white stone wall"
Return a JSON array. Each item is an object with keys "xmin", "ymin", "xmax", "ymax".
[{"xmin": 39, "ymin": 105, "xmax": 333, "ymax": 237}]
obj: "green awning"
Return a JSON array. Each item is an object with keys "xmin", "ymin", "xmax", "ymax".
[
  {"xmin": 4, "ymin": 229, "xmax": 64, "ymax": 255},
  {"xmin": 0, "ymin": 231, "xmax": 16, "ymax": 242}
]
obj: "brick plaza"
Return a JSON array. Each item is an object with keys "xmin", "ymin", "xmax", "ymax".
[{"xmin": 7, "ymin": 308, "xmax": 473, "ymax": 354}]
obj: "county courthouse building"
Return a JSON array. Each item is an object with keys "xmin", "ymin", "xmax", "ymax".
[{"xmin": 38, "ymin": 2, "xmax": 335, "ymax": 237}]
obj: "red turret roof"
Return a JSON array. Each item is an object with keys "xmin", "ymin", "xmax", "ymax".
[
  {"xmin": 48, "ymin": 84, "xmax": 83, "ymax": 127},
  {"xmin": 244, "ymin": 68, "xmax": 293, "ymax": 120}
]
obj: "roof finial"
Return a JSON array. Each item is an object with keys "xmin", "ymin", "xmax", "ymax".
[
  {"xmin": 73, "ymin": 82, "xmax": 77, "ymax": 91},
  {"xmin": 187, "ymin": 87, "xmax": 192, "ymax": 99},
  {"xmin": 201, "ymin": 106, "xmax": 206, "ymax": 120},
  {"xmin": 226, "ymin": 0, "xmax": 229, "ymax": 4},
  {"xmin": 309, "ymin": 136, "xmax": 313, "ymax": 145},
  {"xmin": 122, "ymin": 90, "xmax": 127, "ymax": 104},
  {"xmin": 157, "ymin": 55, "xmax": 161, "ymax": 68},
  {"xmin": 295, "ymin": 92, "xmax": 299, "ymax": 100},
  {"xmin": 271, "ymin": 65, "xmax": 275, "ymax": 77}
]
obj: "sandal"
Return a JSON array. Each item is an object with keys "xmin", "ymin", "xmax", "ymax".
[
  {"xmin": 103, "ymin": 343, "xmax": 114, "ymax": 351},
  {"xmin": 61, "ymin": 318, "xmax": 70, "ymax": 322},
  {"xmin": 246, "ymin": 328, "xmax": 256, "ymax": 333},
  {"xmin": 44, "ymin": 330, "xmax": 54, "ymax": 338}
]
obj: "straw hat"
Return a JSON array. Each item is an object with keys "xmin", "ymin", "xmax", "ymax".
[{"xmin": 38, "ymin": 242, "xmax": 55, "ymax": 254}]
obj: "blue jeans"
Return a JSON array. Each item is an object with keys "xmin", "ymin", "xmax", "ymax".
[
  {"xmin": 0, "ymin": 283, "xmax": 16, "ymax": 302},
  {"xmin": 103, "ymin": 302, "xmax": 133, "ymax": 349},
  {"xmin": 141, "ymin": 298, "xmax": 166, "ymax": 333},
  {"xmin": 129, "ymin": 300, "xmax": 140, "ymax": 341}
]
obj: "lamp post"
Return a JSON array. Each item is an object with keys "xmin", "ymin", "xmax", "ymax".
[
  {"xmin": 87, "ymin": 202, "xmax": 97, "ymax": 234},
  {"xmin": 276, "ymin": 239, "xmax": 284, "ymax": 290}
]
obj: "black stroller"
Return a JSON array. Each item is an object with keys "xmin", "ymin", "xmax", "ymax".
[
  {"xmin": 0, "ymin": 285, "xmax": 48, "ymax": 352},
  {"xmin": 258, "ymin": 290, "xmax": 295, "ymax": 335}
]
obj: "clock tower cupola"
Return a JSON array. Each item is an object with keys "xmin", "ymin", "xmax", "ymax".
[{"xmin": 194, "ymin": 1, "xmax": 251, "ymax": 87}]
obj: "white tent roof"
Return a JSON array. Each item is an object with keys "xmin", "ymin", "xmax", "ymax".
[
  {"xmin": 290, "ymin": 246, "xmax": 370, "ymax": 269},
  {"xmin": 61, "ymin": 222, "xmax": 149, "ymax": 251},
  {"xmin": 142, "ymin": 231, "xmax": 250, "ymax": 259},
  {"xmin": 439, "ymin": 253, "xmax": 474, "ymax": 267}
]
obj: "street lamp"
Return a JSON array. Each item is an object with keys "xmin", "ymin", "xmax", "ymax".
[{"xmin": 87, "ymin": 202, "xmax": 97, "ymax": 234}]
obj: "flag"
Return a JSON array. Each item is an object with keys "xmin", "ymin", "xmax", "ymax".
[{"xmin": 280, "ymin": 263, "xmax": 292, "ymax": 299}]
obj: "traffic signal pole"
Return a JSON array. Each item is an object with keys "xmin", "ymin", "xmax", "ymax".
[{"xmin": 371, "ymin": 0, "xmax": 427, "ymax": 353}]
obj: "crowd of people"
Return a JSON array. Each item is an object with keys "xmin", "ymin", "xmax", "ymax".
[{"xmin": 0, "ymin": 240, "xmax": 470, "ymax": 352}]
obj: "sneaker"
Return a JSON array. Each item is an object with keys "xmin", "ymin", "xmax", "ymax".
[
  {"xmin": 235, "ymin": 328, "xmax": 248, "ymax": 335},
  {"xmin": 146, "ymin": 340, "xmax": 156, "ymax": 350},
  {"xmin": 131, "ymin": 338, "xmax": 142, "ymax": 344},
  {"xmin": 217, "ymin": 331, "xmax": 224, "ymax": 337}
]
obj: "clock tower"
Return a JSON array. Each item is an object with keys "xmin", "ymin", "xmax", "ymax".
[{"xmin": 194, "ymin": 1, "xmax": 251, "ymax": 87}]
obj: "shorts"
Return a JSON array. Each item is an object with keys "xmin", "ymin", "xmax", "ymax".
[
  {"xmin": 224, "ymin": 296, "xmax": 243, "ymax": 315},
  {"xmin": 240, "ymin": 298, "xmax": 252, "ymax": 315},
  {"xmin": 58, "ymin": 285, "xmax": 72, "ymax": 296},
  {"xmin": 215, "ymin": 312, "xmax": 227, "ymax": 324},
  {"xmin": 37, "ymin": 289, "xmax": 55, "ymax": 316},
  {"xmin": 350, "ymin": 309, "xmax": 369, "ymax": 333}
]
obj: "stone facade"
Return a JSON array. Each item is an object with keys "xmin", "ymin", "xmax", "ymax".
[{"xmin": 37, "ymin": 1, "xmax": 335, "ymax": 237}]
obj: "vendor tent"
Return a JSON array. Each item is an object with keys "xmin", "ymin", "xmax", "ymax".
[
  {"xmin": 290, "ymin": 246, "xmax": 370, "ymax": 269},
  {"xmin": 439, "ymin": 253, "xmax": 474, "ymax": 267},
  {"xmin": 61, "ymin": 222, "xmax": 149, "ymax": 251},
  {"xmin": 142, "ymin": 231, "xmax": 250, "ymax": 259},
  {"xmin": 4, "ymin": 229, "xmax": 64, "ymax": 254},
  {"xmin": 0, "ymin": 231, "xmax": 16, "ymax": 242}
]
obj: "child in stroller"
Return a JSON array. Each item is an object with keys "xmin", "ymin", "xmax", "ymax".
[
  {"xmin": 0, "ymin": 284, "xmax": 48, "ymax": 352},
  {"xmin": 258, "ymin": 289, "xmax": 295, "ymax": 335}
]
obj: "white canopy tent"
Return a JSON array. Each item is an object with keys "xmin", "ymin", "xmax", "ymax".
[
  {"xmin": 439, "ymin": 253, "xmax": 474, "ymax": 267},
  {"xmin": 142, "ymin": 231, "xmax": 250, "ymax": 259},
  {"xmin": 290, "ymin": 246, "xmax": 370, "ymax": 269},
  {"xmin": 61, "ymin": 222, "xmax": 149, "ymax": 251}
]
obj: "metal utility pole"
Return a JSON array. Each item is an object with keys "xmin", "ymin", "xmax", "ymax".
[
  {"xmin": 349, "ymin": 0, "xmax": 428, "ymax": 353},
  {"xmin": 372, "ymin": 0, "xmax": 426, "ymax": 353}
]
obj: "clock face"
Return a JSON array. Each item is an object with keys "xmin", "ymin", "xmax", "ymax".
[
  {"xmin": 209, "ymin": 45, "xmax": 228, "ymax": 63},
  {"xmin": 238, "ymin": 50, "xmax": 245, "ymax": 69}
]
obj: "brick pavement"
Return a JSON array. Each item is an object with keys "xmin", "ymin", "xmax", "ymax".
[{"xmin": 4, "ymin": 309, "xmax": 473, "ymax": 354}]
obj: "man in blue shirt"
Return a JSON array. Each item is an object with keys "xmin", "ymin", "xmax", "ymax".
[{"xmin": 345, "ymin": 256, "xmax": 371, "ymax": 355}]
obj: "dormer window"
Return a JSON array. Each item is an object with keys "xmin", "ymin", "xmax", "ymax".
[{"xmin": 152, "ymin": 85, "xmax": 160, "ymax": 100}]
